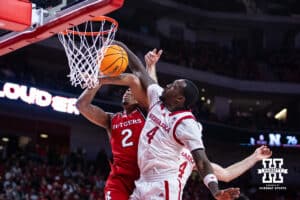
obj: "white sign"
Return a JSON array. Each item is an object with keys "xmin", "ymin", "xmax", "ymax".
[
  {"xmin": 0, "ymin": 82, "xmax": 79, "ymax": 115},
  {"xmin": 258, "ymin": 158, "xmax": 288, "ymax": 184}
]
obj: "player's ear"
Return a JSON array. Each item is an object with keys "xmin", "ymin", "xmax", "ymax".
[{"xmin": 175, "ymin": 95, "xmax": 185, "ymax": 107}]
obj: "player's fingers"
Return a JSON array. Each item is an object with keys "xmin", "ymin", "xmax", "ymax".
[
  {"xmin": 147, "ymin": 56, "xmax": 156, "ymax": 63},
  {"xmin": 149, "ymin": 52, "xmax": 156, "ymax": 58},
  {"xmin": 145, "ymin": 54, "xmax": 150, "ymax": 60},
  {"xmin": 262, "ymin": 145, "xmax": 269, "ymax": 149},
  {"xmin": 157, "ymin": 49, "xmax": 163, "ymax": 57},
  {"xmin": 226, "ymin": 188, "xmax": 240, "ymax": 194},
  {"xmin": 228, "ymin": 187, "xmax": 240, "ymax": 192},
  {"xmin": 220, "ymin": 188, "xmax": 238, "ymax": 200},
  {"xmin": 145, "ymin": 56, "xmax": 151, "ymax": 65},
  {"xmin": 262, "ymin": 147, "xmax": 271, "ymax": 154},
  {"xmin": 229, "ymin": 189, "xmax": 240, "ymax": 199},
  {"xmin": 145, "ymin": 52, "xmax": 151, "ymax": 59},
  {"xmin": 231, "ymin": 188, "xmax": 240, "ymax": 194}
]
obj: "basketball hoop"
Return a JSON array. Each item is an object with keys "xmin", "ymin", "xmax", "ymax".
[{"xmin": 58, "ymin": 16, "xmax": 118, "ymax": 89}]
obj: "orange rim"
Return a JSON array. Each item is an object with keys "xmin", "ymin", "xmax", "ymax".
[{"xmin": 61, "ymin": 16, "xmax": 118, "ymax": 36}]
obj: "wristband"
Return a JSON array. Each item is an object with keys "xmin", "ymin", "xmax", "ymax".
[{"xmin": 203, "ymin": 173, "xmax": 218, "ymax": 188}]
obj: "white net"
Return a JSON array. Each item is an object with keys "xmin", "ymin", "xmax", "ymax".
[{"xmin": 58, "ymin": 16, "xmax": 117, "ymax": 89}]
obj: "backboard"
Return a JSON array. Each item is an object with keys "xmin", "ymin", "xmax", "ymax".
[{"xmin": 0, "ymin": 0, "xmax": 124, "ymax": 56}]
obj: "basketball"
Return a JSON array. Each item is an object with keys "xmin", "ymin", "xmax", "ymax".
[{"xmin": 99, "ymin": 45, "xmax": 128, "ymax": 77}]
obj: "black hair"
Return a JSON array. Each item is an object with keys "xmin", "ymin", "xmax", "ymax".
[{"xmin": 182, "ymin": 79, "xmax": 199, "ymax": 109}]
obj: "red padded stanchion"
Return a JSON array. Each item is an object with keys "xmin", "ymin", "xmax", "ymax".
[{"xmin": 0, "ymin": 0, "xmax": 32, "ymax": 31}]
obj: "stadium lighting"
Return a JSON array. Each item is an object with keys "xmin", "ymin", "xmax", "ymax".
[
  {"xmin": 274, "ymin": 108, "xmax": 287, "ymax": 121},
  {"xmin": 40, "ymin": 134, "xmax": 48, "ymax": 139}
]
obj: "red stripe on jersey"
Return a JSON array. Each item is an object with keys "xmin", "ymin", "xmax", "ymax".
[
  {"xmin": 178, "ymin": 179, "xmax": 182, "ymax": 200},
  {"xmin": 164, "ymin": 180, "xmax": 169, "ymax": 200},
  {"xmin": 173, "ymin": 115, "xmax": 195, "ymax": 146}
]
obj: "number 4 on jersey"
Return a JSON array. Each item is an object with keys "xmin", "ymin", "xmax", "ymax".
[
  {"xmin": 178, "ymin": 161, "xmax": 188, "ymax": 179},
  {"xmin": 146, "ymin": 127, "xmax": 159, "ymax": 144}
]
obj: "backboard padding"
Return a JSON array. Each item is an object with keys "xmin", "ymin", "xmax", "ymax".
[
  {"xmin": 0, "ymin": 0, "xmax": 124, "ymax": 56},
  {"xmin": 0, "ymin": 0, "xmax": 32, "ymax": 31}
]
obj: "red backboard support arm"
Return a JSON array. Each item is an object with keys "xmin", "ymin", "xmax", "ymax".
[{"xmin": 0, "ymin": 0, "xmax": 124, "ymax": 56}]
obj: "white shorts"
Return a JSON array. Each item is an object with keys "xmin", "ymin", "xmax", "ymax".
[{"xmin": 130, "ymin": 177, "xmax": 183, "ymax": 200}]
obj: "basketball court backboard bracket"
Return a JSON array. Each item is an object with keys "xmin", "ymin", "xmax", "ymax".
[
  {"xmin": 31, "ymin": 4, "xmax": 49, "ymax": 28},
  {"xmin": 0, "ymin": 0, "xmax": 124, "ymax": 56}
]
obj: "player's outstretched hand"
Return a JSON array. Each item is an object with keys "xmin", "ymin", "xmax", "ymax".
[
  {"xmin": 214, "ymin": 188, "xmax": 240, "ymax": 200},
  {"xmin": 254, "ymin": 145, "xmax": 272, "ymax": 161},
  {"xmin": 145, "ymin": 48, "xmax": 163, "ymax": 67}
]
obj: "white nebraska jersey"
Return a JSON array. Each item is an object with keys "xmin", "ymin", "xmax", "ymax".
[
  {"xmin": 138, "ymin": 84, "xmax": 204, "ymax": 179},
  {"xmin": 179, "ymin": 148, "xmax": 195, "ymax": 187}
]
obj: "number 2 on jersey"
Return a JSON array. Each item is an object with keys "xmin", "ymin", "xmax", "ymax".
[
  {"xmin": 121, "ymin": 129, "xmax": 134, "ymax": 147},
  {"xmin": 146, "ymin": 127, "xmax": 159, "ymax": 144}
]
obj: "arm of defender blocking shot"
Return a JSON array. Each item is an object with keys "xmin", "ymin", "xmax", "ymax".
[
  {"xmin": 100, "ymin": 73, "xmax": 149, "ymax": 109},
  {"xmin": 191, "ymin": 149, "xmax": 240, "ymax": 199},
  {"xmin": 112, "ymin": 40, "xmax": 156, "ymax": 89},
  {"xmin": 76, "ymin": 85, "xmax": 111, "ymax": 130}
]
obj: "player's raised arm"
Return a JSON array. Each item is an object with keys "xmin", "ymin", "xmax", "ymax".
[
  {"xmin": 100, "ymin": 73, "xmax": 148, "ymax": 109},
  {"xmin": 113, "ymin": 40, "xmax": 156, "ymax": 88},
  {"xmin": 191, "ymin": 149, "xmax": 240, "ymax": 199},
  {"xmin": 76, "ymin": 84, "xmax": 111, "ymax": 130},
  {"xmin": 211, "ymin": 145, "xmax": 272, "ymax": 182},
  {"xmin": 144, "ymin": 48, "xmax": 163, "ymax": 83}
]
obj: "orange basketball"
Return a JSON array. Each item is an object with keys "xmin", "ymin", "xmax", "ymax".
[{"xmin": 100, "ymin": 45, "xmax": 128, "ymax": 77}]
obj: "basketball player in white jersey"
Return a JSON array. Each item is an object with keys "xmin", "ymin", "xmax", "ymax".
[
  {"xmin": 144, "ymin": 49, "xmax": 272, "ymax": 192},
  {"xmin": 94, "ymin": 46, "xmax": 271, "ymax": 199},
  {"xmin": 114, "ymin": 41, "xmax": 240, "ymax": 199}
]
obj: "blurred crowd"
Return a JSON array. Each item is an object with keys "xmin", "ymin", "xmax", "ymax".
[
  {"xmin": 171, "ymin": 0, "xmax": 245, "ymax": 13},
  {"xmin": 0, "ymin": 144, "xmax": 299, "ymax": 200},
  {"xmin": 168, "ymin": 0, "xmax": 300, "ymax": 15},
  {"xmin": 118, "ymin": 33, "xmax": 300, "ymax": 83},
  {"xmin": 0, "ymin": 144, "xmax": 110, "ymax": 200},
  {"xmin": 160, "ymin": 38, "xmax": 300, "ymax": 83}
]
